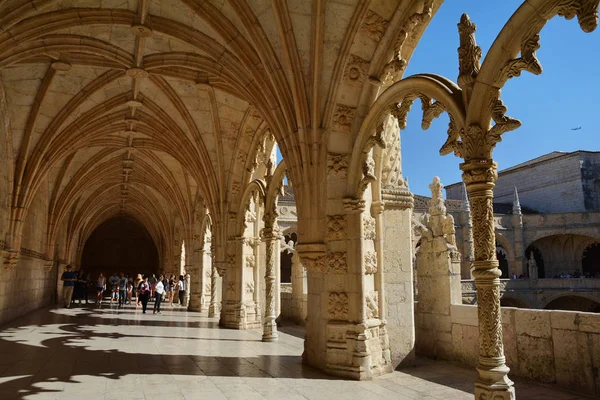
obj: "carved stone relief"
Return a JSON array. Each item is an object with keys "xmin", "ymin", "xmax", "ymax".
[
  {"xmin": 326, "ymin": 215, "xmax": 347, "ymax": 241},
  {"xmin": 327, "ymin": 252, "xmax": 347, "ymax": 274},
  {"xmin": 364, "ymin": 251, "xmax": 378, "ymax": 275},
  {"xmin": 245, "ymin": 282, "xmax": 254, "ymax": 294},
  {"xmin": 328, "ymin": 292, "xmax": 349, "ymax": 320},
  {"xmin": 332, "ymin": 104, "xmax": 356, "ymax": 133},
  {"xmin": 327, "ymin": 153, "xmax": 349, "ymax": 177},
  {"xmin": 363, "ymin": 215, "xmax": 376, "ymax": 241},
  {"xmin": 343, "ymin": 55, "xmax": 370, "ymax": 86},
  {"xmin": 245, "ymin": 255, "xmax": 255, "ymax": 269},
  {"xmin": 359, "ymin": 10, "xmax": 389, "ymax": 42},
  {"xmin": 366, "ymin": 291, "xmax": 379, "ymax": 319}
]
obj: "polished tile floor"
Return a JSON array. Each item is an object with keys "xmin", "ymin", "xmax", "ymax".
[{"xmin": 0, "ymin": 303, "xmax": 593, "ymax": 400}]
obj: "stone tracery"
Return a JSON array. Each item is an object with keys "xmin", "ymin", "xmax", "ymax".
[{"xmin": 0, "ymin": 0, "xmax": 598, "ymax": 398}]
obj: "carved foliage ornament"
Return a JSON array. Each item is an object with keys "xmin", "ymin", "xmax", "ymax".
[
  {"xmin": 366, "ymin": 292, "xmax": 379, "ymax": 319},
  {"xmin": 327, "ymin": 153, "xmax": 349, "ymax": 177},
  {"xmin": 332, "ymin": 104, "xmax": 356, "ymax": 133},
  {"xmin": 327, "ymin": 252, "xmax": 347, "ymax": 274},
  {"xmin": 343, "ymin": 55, "xmax": 370, "ymax": 86},
  {"xmin": 360, "ymin": 10, "xmax": 389, "ymax": 42},
  {"xmin": 328, "ymin": 292, "xmax": 349, "ymax": 320},
  {"xmin": 326, "ymin": 215, "xmax": 347, "ymax": 241},
  {"xmin": 363, "ymin": 216, "xmax": 376, "ymax": 241},
  {"xmin": 499, "ymin": 1, "xmax": 599, "ymax": 86},
  {"xmin": 364, "ymin": 251, "xmax": 378, "ymax": 275}
]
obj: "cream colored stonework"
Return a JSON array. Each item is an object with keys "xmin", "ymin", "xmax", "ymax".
[{"xmin": 1, "ymin": 1, "xmax": 599, "ymax": 399}]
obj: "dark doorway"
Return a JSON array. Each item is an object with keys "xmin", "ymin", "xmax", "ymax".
[
  {"xmin": 280, "ymin": 232, "xmax": 297, "ymax": 284},
  {"xmin": 496, "ymin": 248, "xmax": 509, "ymax": 278},
  {"xmin": 525, "ymin": 246, "xmax": 545, "ymax": 278},
  {"xmin": 81, "ymin": 217, "xmax": 159, "ymax": 280},
  {"xmin": 582, "ymin": 242, "xmax": 600, "ymax": 278}
]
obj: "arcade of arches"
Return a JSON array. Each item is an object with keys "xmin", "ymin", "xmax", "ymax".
[{"xmin": 1, "ymin": 1, "xmax": 599, "ymax": 399}]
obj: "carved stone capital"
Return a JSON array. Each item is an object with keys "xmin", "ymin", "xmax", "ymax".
[{"xmin": 296, "ymin": 243, "xmax": 327, "ymax": 273}]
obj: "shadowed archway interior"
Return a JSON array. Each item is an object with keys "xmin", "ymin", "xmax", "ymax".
[{"xmin": 81, "ymin": 216, "xmax": 159, "ymax": 279}]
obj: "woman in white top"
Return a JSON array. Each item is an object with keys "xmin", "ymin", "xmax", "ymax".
[
  {"xmin": 153, "ymin": 275, "xmax": 165, "ymax": 314},
  {"xmin": 96, "ymin": 273, "xmax": 106, "ymax": 305}
]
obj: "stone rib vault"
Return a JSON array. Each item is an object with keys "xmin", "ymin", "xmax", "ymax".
[{"xmin": 0, "ymin": 1, "xmax": 599, "ymax": 399}]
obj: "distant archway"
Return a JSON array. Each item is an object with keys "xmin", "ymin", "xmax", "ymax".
[
  {"xmin": 500, "ymin": 297, "xmax": 529, "ymax": 309},
  {"xmin": 81, "ymin": 216, "xmax": 159, "ymax": 280},
  {"xmin": 582, "ymin": 242, "xmax": 600, "ymax": 278},
  {"xmin": 496, "ymin": 247, "xmax": 509, "ymax": 278},
  {"xmin": 525, "ymin": 245, "xmax": 545, "ymax": 278},
  {"xmin": 280, "ymin": 232, "xmax": 296, "ymax": 284},
  {"xmin": 544, "ymin": 295, "xmax": 600, "ymax": 313}
]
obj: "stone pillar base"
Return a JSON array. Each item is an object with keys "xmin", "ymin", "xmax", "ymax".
[
  {"xmin": 188, "ymin": 292, "xmax": 203, "ymax": 312},
  {"xmin": 222, "ymin": 301, "xmax": 261, "ymax": 329},
  {"xmin": 305, "ymin": 320, "xmax": 392, "ymax": 380},
  {"xmin": 475, "ymin": 384, "xmax": 515, "ymax": 400},
  {"xmin": 262, "ymin": 320, "xmax": 278, "ymax": 342},
  {"xmin": 208, "ymin": 303, "xmax": 219, "ymax": 318}
]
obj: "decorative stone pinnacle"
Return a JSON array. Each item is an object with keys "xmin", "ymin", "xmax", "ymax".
[
  {"xmin": 512, "ymin": 186, "xmax": 522, "ymax": 214},
  {"xmin": 429, "ymin": 176, "xmax": 446, "ymax": 216},
  {"xmin": 462, "ymin": 182, "xmax": 470, "ymax": 212}
]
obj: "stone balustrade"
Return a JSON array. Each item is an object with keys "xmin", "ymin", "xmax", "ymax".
[
  {"xmin": 445, "ymin": 305, "xmax": 600, "ymax": 395},
  {"xmin": 461, "ymin": 278, "xmax": 600, "ymax": 308}
]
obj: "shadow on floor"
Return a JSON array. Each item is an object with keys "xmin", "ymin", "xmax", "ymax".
[{"xmin": 0, "ymin": 307, "xmax": 334, "ymax": 399}]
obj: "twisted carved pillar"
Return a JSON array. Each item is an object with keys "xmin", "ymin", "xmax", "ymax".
[
  {"xmin": 208, "ymin": 246, "xmax": 219, "ymax": 317},
  {"xmin": 262, "ymin": 227, "xmax": 278, "ymax": 341},
  {"xmin": 461, "ymin": 160, "xmax": 514, "ymax": 400}
]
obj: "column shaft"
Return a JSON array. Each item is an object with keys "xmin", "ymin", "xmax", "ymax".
[
  {"xmin": 262, "ymin": 228, "xmax": 278, "ymax": 341},
  {"xmin": 462, "ymin": 160, "xmax": 514, "ymax": 400}
]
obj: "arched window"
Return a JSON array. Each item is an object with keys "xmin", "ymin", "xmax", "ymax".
[
  {"xmin": 496, "ymin": 247, "xmax": 509, "ymax": 278},
  {"xmin": 582, "ymin": 242, "xmax": 600, "ymax": 278}
]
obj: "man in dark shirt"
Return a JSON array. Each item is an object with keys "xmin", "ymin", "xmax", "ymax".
[
  {"xmin": 61, "ymin": 265, "xmax": 77, "ymax": 308},
  {"xmin": 118, "ymin": 273, "xmax": 127, "ymax": 308}
]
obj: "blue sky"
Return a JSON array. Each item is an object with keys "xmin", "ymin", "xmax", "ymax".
[{"xmin": 401, "ymin": 0, "xmax": 600, "ymax": 196}]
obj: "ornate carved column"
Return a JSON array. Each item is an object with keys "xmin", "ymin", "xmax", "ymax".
[
  {"xmin": 462, "ymin": 160, "xmax": 514, "ymax": 400},
  {"xmin": 184, "ymin": 273, "xmax": 191, "ymax": 308},
  {"xmin": 262, "ymin": 227, "xmax": 279, "ymax": 341},
  {"xmin": 208, "ymin": 245, "xmax": 219, "ymax": 317}
]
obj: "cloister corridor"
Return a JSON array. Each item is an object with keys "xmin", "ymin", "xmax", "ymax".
[{"xmin": 0, "ymin": 306, "xmax": 593, "ymax": 400}]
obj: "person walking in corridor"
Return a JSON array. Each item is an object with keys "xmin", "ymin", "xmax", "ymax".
[
  {"xmin": 178, "ymin": 275, "xmax": 186, "ymax": 306},
  {"xmin": 118, "ymin": 272, "xmax": 127, "ymax": 308},
  {"xmin": 96, "ymin": 273, "xmax": 106, "ymax": 305},
  {"xmin": 153, "ymin": 275, "xmax": 165, "ymax": 314},
  {"xmin": 168, "ymin": 275, "xmax": 176, "ymax": 306},
  {"xmin": 138, "ymin": 275, "xmax": 150, "ymax": 314},
  {"xmin": 61, "ymin": 265, "xmax": 77, "ymax": 308}
]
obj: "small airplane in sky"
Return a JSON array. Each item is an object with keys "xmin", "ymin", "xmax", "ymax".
[{"xmin": 571, "ymin": 126, "xmax": 582, "ymax": 131}]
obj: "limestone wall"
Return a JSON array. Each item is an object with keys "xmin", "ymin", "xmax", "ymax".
[
  {"xmin": 418, "ymin": 304, "xmax": 600, "ymax": 395},
  {"xmin": 0, "ymin": 177, "xmax": 59, "ymax": 326}
]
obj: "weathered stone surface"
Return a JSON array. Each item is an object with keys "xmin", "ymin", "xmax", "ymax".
[
  {"xmin": 516, "ymin": 335, "xmax": 555, "ymax": 383},
  {"xmin": 515, "ymin": 309, "xmax": 552, "ymax": 338}
]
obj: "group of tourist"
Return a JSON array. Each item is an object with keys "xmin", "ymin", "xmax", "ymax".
[{"xmin": 61, "ymin": 265, "xmax": 187, "ymax": 314}]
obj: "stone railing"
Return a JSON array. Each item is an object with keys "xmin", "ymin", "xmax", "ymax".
[
  {"xmin": 462, "ymin": 278, "xmax": 600, "ymax": 308},
  {"xmin": 448, "ymin": 305, "xmax": 600, "ymax": 395}
]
